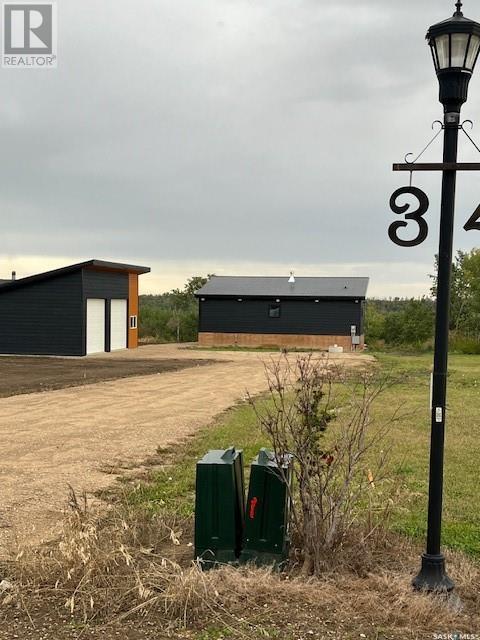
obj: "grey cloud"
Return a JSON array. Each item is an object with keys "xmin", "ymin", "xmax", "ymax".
[{"xmin": 1, "ymin": 0, "xmax": 479, "ymax": 279}]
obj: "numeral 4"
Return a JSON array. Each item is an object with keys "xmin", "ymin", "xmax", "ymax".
[{"xmin": 464, "ymin": 205, "xmax": 480, "ymax": 231}]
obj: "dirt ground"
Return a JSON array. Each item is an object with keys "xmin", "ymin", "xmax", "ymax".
[
  {"xmin": 0, "ymin": 355, "xmax": 212, "ymax": 397},
  {"xmin": 0, "ymin": 344, "xmax": 373, "ymax": 558}
]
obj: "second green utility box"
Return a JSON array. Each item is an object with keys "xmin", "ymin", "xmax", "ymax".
[
  {"xmin": 240, "ymin": 448, "xmax": 293, "ymax": 567},
  {"xmin": 194, "ymin": 447, "xmax": 245, "ymax": 567}
]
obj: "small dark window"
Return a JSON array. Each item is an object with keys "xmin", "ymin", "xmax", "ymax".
[{"xmin": 269, "ymin": 304, "xmax": 281, "ymax": 318}]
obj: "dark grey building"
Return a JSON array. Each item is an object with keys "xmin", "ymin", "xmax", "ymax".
[
  {"xmin": 195, "ymin": 275, "xmax": 369, "ymax": 350},
  {"xmin": 0, "ymin": 259, "xmax": 150, "ymax": 356}
]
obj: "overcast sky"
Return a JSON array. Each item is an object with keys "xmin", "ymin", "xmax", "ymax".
[{"xmin": 1, "ymin": 0, "xmax": 480, "ymax": 296}]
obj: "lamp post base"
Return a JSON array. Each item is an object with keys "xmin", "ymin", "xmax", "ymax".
[{"xmin": 413, "ymin": 553, "xmax": 455, "ymax": 592}]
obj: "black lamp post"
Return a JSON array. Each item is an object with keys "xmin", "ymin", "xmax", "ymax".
[{"xmin": 413, "ymin": 1, "xmax": 480, "ymax": 592}]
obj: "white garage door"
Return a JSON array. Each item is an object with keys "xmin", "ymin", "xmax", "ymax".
[
  {"xmin": 86, "ymin": 299, "xmax": 106, "ymax": 355},
  {"xmin": 110, "ymin": 299, "xmax": 127, "ymax": 351}
]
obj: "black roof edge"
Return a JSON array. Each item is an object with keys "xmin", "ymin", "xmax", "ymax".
[
  {"xmin": 194, "ymin": 294, "xmax": 367, "ymax": 300},
  {"xmin": 0, "ymin": 259, "xmax": 150, "ymax": 292},
  {"xmin": 85, "ymin": 259, "xmax": 151, "ymax": 275}
]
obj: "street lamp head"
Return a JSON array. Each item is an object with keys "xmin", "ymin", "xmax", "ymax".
[{"xmin": 427, "ymin": 1, "xmax": 480, "ymax": 112}]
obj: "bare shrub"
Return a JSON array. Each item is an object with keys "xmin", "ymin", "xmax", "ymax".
[{"xmin": 248, "ymin": 353, "xmax": 399, "ymax": 576}]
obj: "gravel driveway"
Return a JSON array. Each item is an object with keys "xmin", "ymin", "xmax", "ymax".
[{"xmin": 0, "ymin": 344, "xmax": 372, "ymax": 556}]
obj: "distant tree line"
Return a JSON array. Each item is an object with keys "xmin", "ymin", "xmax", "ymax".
[
  {"xmin": 139, "ymin": 275, "xmax": 211, "ymax": 344},
  {"xmin": 365, "ymin": 298, "xmax": 435, "ymax": 349},
  {"xmin": 366, "ymin": 248, "xmax": 480, "ymax": 353}
]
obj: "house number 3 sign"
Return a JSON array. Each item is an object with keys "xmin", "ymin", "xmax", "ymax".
[{"xmin": 388, "ymin": 186, "xmax": 430, "ymax": 247}]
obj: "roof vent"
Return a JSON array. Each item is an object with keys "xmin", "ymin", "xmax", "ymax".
[
  {"xmin": 11, "ymin": 271, "xmax": 16, "ymax": 281},
  {"xmin": 288, "ymin": 271, "xmax": 295, "ymax": 284}
]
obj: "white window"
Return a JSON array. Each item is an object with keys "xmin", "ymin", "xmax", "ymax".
[{"xmin": 129, "ymin": 315, "xmax": 138, "ymax": 329}]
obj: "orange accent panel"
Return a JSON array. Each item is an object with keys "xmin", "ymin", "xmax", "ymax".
[
  {"xmin": 198, "ymin": 332, "xmax": 365, "ymax": 351},
  {"xmin": 128, "ymin": 273, "xmax": 139, "ymax": 349}
]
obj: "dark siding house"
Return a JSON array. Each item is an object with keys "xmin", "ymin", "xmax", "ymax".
[
  {"xmin": 195, "ymin": 275, "xmax": 369, "ymax": 350},
  {"xmin": 0, "ymin": 260, "xmax": 150, "ymax": 356}
]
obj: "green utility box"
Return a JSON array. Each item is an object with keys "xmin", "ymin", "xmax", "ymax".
[
  {"xmin": 194, "ymin": 447, "xmax": 245, "ymax": 568},
  {"xmin": 240, "ymin": 448, "xmax": 293, "ymax": 568}
]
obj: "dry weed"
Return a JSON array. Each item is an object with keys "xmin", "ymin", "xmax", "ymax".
[{"xmin": 2, "ymin": 487, "xmax": 479, "ymax": 637}]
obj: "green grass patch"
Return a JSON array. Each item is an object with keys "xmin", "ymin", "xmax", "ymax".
[
  {"xmin": 128, "ymin": 401, "xmax": 268, "ymax": 517},
  {"xmin": 372, "ymin": 352, "xmax": 480, "ymax": 556},
  {"xmin": 186, "ymin": 345, "xmax": 325, "ymax": 353},
  {"xmin": 130, "ymin": 352, "xmax": 480, "ymax": 557}
]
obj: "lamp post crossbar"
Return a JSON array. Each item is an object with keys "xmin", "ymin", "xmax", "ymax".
[{"xmin": 393, "ymin": 162, "xmax": 480, "ymax": 171}]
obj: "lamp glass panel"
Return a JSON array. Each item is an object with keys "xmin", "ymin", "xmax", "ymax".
[
  {"xmin": 435, "ymin": 34, "xmax": 450, "ymax": 69},
  {"xmin": 451, "ymin": 33, "xmax": 470, "ymax": 67},
  {"xmin": 465, "ymin": 34, "xmax": 480, "ymax": 70},
  {"xmin": 430, "ymin": 43, "xmax": 439, "ymax": 71}
]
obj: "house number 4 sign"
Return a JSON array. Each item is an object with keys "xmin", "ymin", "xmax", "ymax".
[{"xmin": 464, "ymin": 204, "xmax": 480, "ymax": 231}]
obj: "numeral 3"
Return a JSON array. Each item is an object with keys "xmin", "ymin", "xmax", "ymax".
[{"xmin": 389, "ymin": 186, "xmax": 429, "ymax": 247}]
